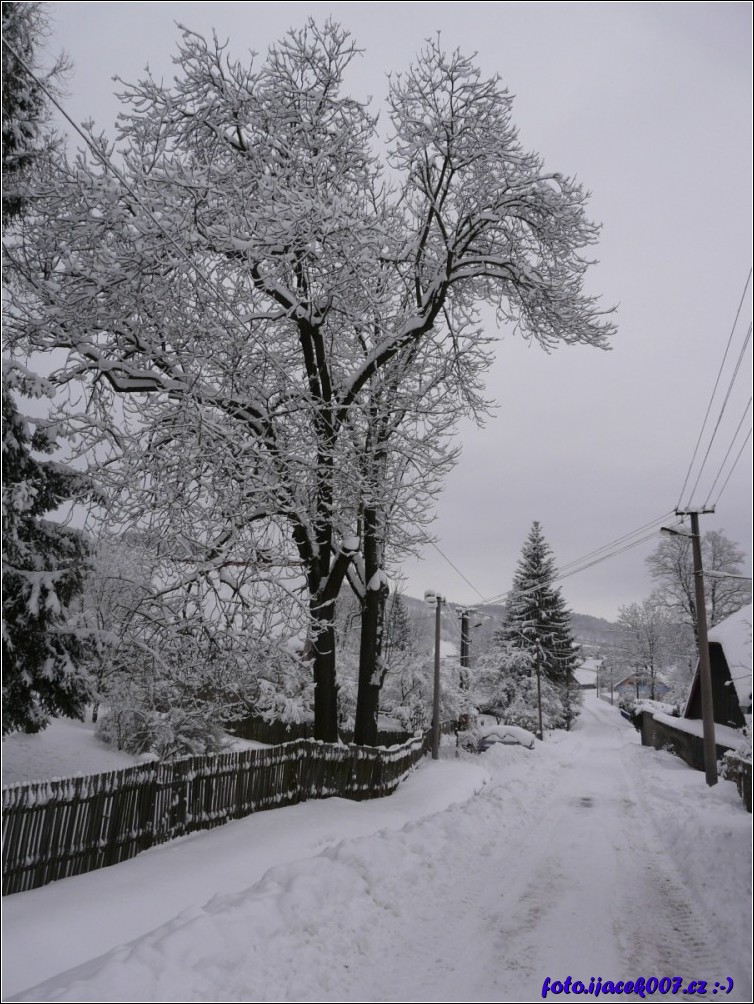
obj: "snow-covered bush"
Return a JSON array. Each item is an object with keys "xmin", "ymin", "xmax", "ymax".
[
  {"xmin": 80, "ymin": 530, "xmax": 314, "ymax": 756},
  {"xmin": 96, "ymin": 704, "xmax": 224, "ymax": 760},
  {"xmin": 472, "ymin": 641, "xmax": 577, "ymax": 733}
]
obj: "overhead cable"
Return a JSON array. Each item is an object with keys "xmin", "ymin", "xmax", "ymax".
[
  {"xmin": 676, "ymin": 268, "xmax": 751, "ymax": 508},
  {"xmin": 685, "ymin": 321, "xmax": 752, "ymax": 506},
  {"xmin": 703, "ymin": 397, "xmax": 752, "ymax": 506},
  {"xmin": 712, "ymin": 428, "xmax": 752, "ymax": 508}
]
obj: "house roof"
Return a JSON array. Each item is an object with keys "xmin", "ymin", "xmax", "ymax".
[
  {"xmin": 574, "ymin": 658, "xmax": 600, "ymax": 686},
  {"xmin": 708, "ymin": 603, "xmax": 752, "ymax": 709}
]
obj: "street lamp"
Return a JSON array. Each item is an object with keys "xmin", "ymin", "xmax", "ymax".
[
  {"xmin": 424, "ymin": 590, "xmax": 445, "ymax": 760},
  {"xmin": 661, "ymin": 516, "xmax": 717, "ymax": 786}
]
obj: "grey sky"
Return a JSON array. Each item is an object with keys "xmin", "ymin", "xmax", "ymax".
[{"xmin": 43, "ymin": 1, "xmax": 752, "ymax": 619}]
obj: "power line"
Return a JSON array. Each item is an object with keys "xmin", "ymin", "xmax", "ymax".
[
  {"xmin": 556, "ymin": 511, "xmax": 675, "ymax": 574},
  {"xmin": 428, "ymin": 541, "xmax": 487, "ymax": 601},
  {"xmin": 556, "ymin": 524, "xmax": 683, "ymax": 583},
  {"xmin": 676, "ymin": 268, "xmax": 752, "ymax": 508},
  {"xmin": 685, "ymin": 321, "xmax": 752, "ymax": 505},
  {"xmin": 712, "ymin": 427, "xmax": 752, "ymax": 508},
  {"xmin": 703, "ymin": 397, "xmax": 752, "ymax": 506},
  {"xmin": 478, "ymin": 515, "xmax": 685, "ymax": 608}
]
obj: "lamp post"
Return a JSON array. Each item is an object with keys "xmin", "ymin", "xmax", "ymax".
[
  {"xmin": 662, "ymin": 513, "xmax": 717, "ymax": 786},
  {"xmin": 425, "ymin": 591, "xmax": 445, "ymax": 760}
]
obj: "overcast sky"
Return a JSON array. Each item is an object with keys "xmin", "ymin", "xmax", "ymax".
[{"xmin": 42, "ymin": 1, "xmax": 752, "ymax": 620}]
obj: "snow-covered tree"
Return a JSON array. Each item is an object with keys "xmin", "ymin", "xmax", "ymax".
[
  {"xmin": 646, "ymin": 530, "xmax": 752, "ymax": 649},
  {"xmin": 382, "ymin": 592, "xmax": 415, "ymax": 672},
  {"xmin": 3, "ymin": 2, "xmax": 49, "ymax": 220},
  {"xmin": 2, "ymin": 365, "xmax": 92, "ymax": 733},
  {"xmin": 2, "ymin": 6, "xmax": 91, "ymax": 734},
  {"xmin": 474, "ymin": 641, "xmax": 568, "ymax": 732},
  {"xmin": 503, "ymin": 522, "xmax": 579, "ymax": 684},
  {"xmin": 616, "ymin": 594, "xmax": 674, "ymax": 701},
  {"xmin": 80, "ymin": 529, "xmax": 309, "ymax": 756},
  {"xmin": 4, "ymin": 23, "xmax": 614, "ymax": 741},
  {"xmin": 348, "ymin": 350, "xmax": 465, "ymax": 744}
]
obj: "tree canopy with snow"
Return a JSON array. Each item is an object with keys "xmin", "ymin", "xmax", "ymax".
[
  {"xmin": 3, "ymin": 21, "xmax": 614, "ymax": 741},
  {"xmin": 646, "ymin": 529, "xmax": 752, "ymax": 650},
  {"xmin": 616, "ymin": 594, "xmax": 675, "ymax": 702}
]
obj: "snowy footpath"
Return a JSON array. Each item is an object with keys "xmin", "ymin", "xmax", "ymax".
[{"xmin": 3, "ymin": 694, "xmax": 751, "ymax": 1002}]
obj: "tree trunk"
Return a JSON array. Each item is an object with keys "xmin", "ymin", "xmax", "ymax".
[
  {"xmin": 312, "ymin": 602, "xmax": 339, "ymax": 743},
  {"xmin": 354, "ymin": 582, "xmax": 389, "ymax": 745},
  {"xmin": 353, "ymin": 505, "xmax": 388, "ymax": 747}
]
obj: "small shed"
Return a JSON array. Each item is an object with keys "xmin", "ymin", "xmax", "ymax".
[{"xmin": 684, "ymin": 603, "xmax": 752, "ymax": 729}]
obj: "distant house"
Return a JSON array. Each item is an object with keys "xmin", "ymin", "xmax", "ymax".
[
  {"xmin": 684, "ymin": 603, "xmax": 752, "ymax": 729},
  {"xmin": 614, "ymin": 674, "xmax": 670, "ymax": 700},
  {"xmin": 574, "ymin": 657, "xmax": 601, "ymax": 690}
]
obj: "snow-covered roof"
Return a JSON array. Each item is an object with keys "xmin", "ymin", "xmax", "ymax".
[
  {"xmin": 573, "ymin": 657, "xmax": 600, "ymax": 687},
  {"xmin": 574, "ymin": 666, "xmax": 597, "ymax": 686},
  {"xmin": 580, "ymin": 657, "xmax": 602, "ymax": 671},
  {"xmin": 708, "ymin": 603, "xmax": 752, "ymax": 708}
]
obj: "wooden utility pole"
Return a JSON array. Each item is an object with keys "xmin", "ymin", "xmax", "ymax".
[
  {"xmin": 432, "ymin": 595, "xmax": 444, "ymax": 760},
  {"xmin": 426, "ymin": 592, "xmax": 445, "ymax": 760},
  {"xmin": 458, "ymin": 608, "xmax": 475, "ymax": 690},
  {"xmin": 459, "ymin": 610, "xmax": 470, "ymax": 671},
  {"xmin": 535, "ymin": 650, "xmax": 544, "ymax": 740},
  {"xmin": 672, "ymin": 508, "xmax": 718, "ymax": 786}
]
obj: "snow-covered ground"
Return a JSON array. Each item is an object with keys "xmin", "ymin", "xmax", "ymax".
[
  {"xmin": 3, "ymin": 693, "xmax": 751, "ymax": 1002},
  {"xmin": 1, "ymin": 715, "xmax": 266, "ymax": 786},
  {"xmin": 1, "ymin": 715, "xmax": 146, "ymax": 785}
]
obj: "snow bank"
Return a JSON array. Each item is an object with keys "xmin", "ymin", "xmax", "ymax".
[{"xmin": 2, "ymin": 759, "xmax": 490, "ymax": 1000}]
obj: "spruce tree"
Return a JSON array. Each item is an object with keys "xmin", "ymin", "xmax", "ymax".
[
  {"xmin": 503, "ymin": 521, "xmax": 579, "ymax": 686},
  {"xmin": 2, "ymin": 4, "xmax": 91, "ymax": 733},
  {"xmin": 2, "ymin": 370, "xmax": 92, "ymax": 733}
]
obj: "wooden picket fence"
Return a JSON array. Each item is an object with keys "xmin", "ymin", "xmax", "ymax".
[{"xmin": 2, "ymin": 735, "xmax": 428, "ymax": 896}]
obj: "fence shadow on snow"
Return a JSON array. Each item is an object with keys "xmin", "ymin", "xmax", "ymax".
[{"xmin": 2, "ymin": 734, "xmax": 428, "ymax": 896}]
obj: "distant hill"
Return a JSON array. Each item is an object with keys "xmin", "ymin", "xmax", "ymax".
[
  {"xmin": 570, "ymin": 613, "xmax": 621, "ymax": 651},
  {"xmin": 398, "ymin": 594, "xmax": 618, "ymax": 659}
]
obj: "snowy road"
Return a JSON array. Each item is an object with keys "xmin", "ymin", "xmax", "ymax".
[
  {"xmin": 362, "ymin": 696, "xmax": 750, "ymax": 1002},
  {"xmin": 4, "ymin": 694, "xmax": 751, "ymax": 1002}
]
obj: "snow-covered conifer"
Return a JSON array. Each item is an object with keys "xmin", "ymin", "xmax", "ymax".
[
  {"xmin": 2, "ymin": 368, "xmax": 92, "ymax": 733},
  {"xmin": 2, "ymin": 6, "xmax": 91, "ymax": 733},
  {"xmin": 501, "ymin": 522, "xmax": 579, "ymax": 712}
]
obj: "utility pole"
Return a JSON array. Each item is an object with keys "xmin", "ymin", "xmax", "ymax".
[
  {"xmin": 425, "ymin": 591, "xmax": 445, "ymax": 760},
  {"xmin": 457, "ymin": 608, "xmax": 476, "ymax": 690},
  {"xmin": 667, "ymin": 508, "xmax": 717, "ymax": 786},
  {"xmin": 459, "ymin": 609, "xmax": 470, "ymax": 671},
  {"xmin": 535, "ymin": 650, "xmax": 544, "ymax": 741}
]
